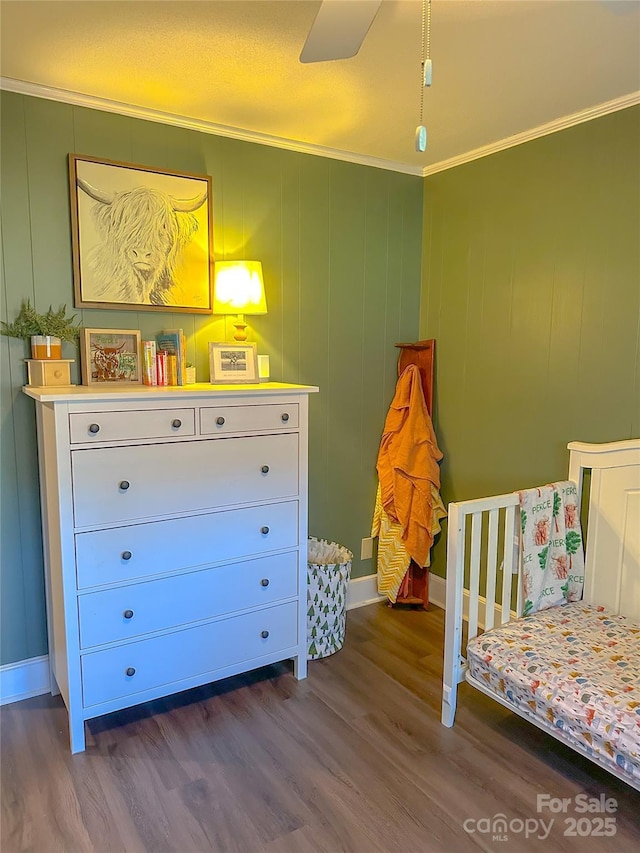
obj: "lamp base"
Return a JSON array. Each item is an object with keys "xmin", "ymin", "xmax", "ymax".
[{"xmin": 232, "ymin": 321, "xmax": 248, "ymax": 342}]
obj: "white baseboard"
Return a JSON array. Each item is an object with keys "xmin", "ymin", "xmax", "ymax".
[
  {"xmin": 345, "ymin": 572, "xmax": 453, "ymax": 614},
  {"xmin": 0, "ymin": 654, "xmax": 50, "ymax": 705},
  {"xmin": 347, "ymin": 573, "xmax": 385, "ymax": 610},
  {"xmin": 428, "ymin": 573, "xmax": 446, "ymax": 610}
]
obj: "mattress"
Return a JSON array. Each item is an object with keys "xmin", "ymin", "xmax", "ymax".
[{"xmin": 466, "ymin": 603, "xmax": 640, "ymax": 786}]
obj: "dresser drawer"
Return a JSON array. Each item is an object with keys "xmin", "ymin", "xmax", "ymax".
[
  {"xmin": 75, "ymin": 501, "xmax": 298, "ymax": 589},
  {"xmin": 78, "ymin": 552, "xmax": 298, "ymax": 649},
  {"xmin": 81, "ymin": 601, "xmax": 298, "ymax": 707},
  {"xmin": 200, "ymin": 403, "xmax": 299, "ymax": 435},
  {"xmin": 72, "ymin": 433, "xmax": 299, "ymax": 528},
  {"xmin": 69, "ymin": 409, "xmax": 195, "ymax": 443}
]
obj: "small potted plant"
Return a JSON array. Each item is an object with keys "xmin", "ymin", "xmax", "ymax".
[
  {"xmin": 1, "ymin": 299, "xmax": 81, "ymax": 359},
  {"xmin": 185, "ymin": 362, "xmax": 196, "ymax": 384}
]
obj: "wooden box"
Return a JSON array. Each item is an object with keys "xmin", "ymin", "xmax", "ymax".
[{"xmin": 26, "ymin": 359, "xmax": 74, "ymax": 387}]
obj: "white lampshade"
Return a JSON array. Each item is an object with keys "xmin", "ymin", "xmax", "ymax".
[{"xmin": 213, "ymin": 261, "xmax": 267, "ymax": 315}]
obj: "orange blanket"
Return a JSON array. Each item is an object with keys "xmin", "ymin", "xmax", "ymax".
[{"xmin": 376, "ymin": 364, "xmax": 443, "ymax": 567}]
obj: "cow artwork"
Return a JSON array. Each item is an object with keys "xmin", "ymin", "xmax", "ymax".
[
  {"xmin": 80, "ymin": 328, "xmax": 142, "ymax": 386},
  {"xmin": 533, "ymin": 516, "xmax": 550, "ymax": 547},
  {"xmin": 70, "ymin": 156, "xmax": 213, "ymax": 312},
  {"xmin": 91, "ymin": 339, "xmax": 125, "ymax": 381},
  {"xmin": 78, "ymin": 178, "xmax": 207, "ymax": 307}
]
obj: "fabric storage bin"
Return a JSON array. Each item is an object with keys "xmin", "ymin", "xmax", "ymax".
[{"xmin": 307, "ymin": 537, "xmax": 353, "ymax": 660}]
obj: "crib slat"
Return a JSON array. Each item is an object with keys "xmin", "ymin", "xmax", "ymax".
[
  {"xmin": 484, "ymin": 508, "xmax": 499, "ymax": 630},
  {"xmin": 468, "ymin": 512, "xmax": 482, "ymax": 641},
  {"xmin": 442, "ymin": 501, "xmax": 467, "ymax": 726},
  {"xmin": 515, "ymin": 520, "xmax": 523, "ymax": 617},
  {"xmin": 501, "ymin": 504, "xmax": 517, "ymax": 622}
]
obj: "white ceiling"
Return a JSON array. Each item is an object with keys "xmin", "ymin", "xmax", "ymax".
[{"xmin": 1, "ymin": 1, "xmax": 639, "ymax": 175}]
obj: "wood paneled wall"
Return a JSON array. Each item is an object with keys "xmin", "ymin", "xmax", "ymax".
[
  {"xmin": 421, "ymin": 106, "xmax": 640, "ymax": 577},
  {"xmin": 0, "ymin": 92, "xmax": 423, "ymax": 665}
]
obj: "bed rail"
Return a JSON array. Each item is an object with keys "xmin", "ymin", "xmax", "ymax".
[{"xmin": 441, "ymin": 491, "xmax": 522, "ymax": 727}]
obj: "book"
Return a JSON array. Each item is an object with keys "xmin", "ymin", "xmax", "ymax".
[
  {"xmin": 156, "ymin": 329, "xmax": 186, "ymax": 385},
  {"xmin": 142, "ymin": 340, "xmax": 157, "ymax": 385},
  {"xmin": 166, "ymin": 354, "xmax": 178, "ymax": 386}
]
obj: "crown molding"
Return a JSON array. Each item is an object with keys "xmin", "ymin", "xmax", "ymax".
[
  {"xmin": 2, "ymin": 78, "xmax": 637, "ymax": 180},
  {"xmin": 0, "ymin": 77, "xmax": 424, "ymax": 177},
  {"xmin": 422, "ymin": 91, "xmax": 640, "ymax": 177}
]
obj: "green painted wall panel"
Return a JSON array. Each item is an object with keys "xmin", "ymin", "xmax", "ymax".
[
  {"xmin": 421, "ymin": 106, "xmax": 640, "ymax": 578},
  {"xmin": 24, "ymin": 99, "xmax": 77, "ymax": 312},
  {"xmin": 280, "ymin": 153, "xmax": 302, "ymax": 385},
  {"xmin": 326, "ymin": 161, "xmax": 367, "ymax": 552},
  {"xmin": 72, "ymin": 106, "xmax": 136, "ymax": 164},
  {"xmin": 299, "ymin": 156, "xmax": 331, "ymax": 541},
  {"xmin": 361, "ymin": 170, "xmax": 392, "ymax": 524},
  {"xmin": 0, "ymin": 92, "xmax": 423, "ymax": 664},
  {"xmin": 0, "ymin": 93, "xmax": 48, "ymax": 661},
  {"xmin": 1, "ymin": 236, "xmax": 31, "ymax": 663},
  {"xmin": 398, "ymin": 176, "xmax": 424, "ymax": 341}
]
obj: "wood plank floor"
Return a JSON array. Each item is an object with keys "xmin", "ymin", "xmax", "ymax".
[{"xmin": 2, "ymin": 602, "xmax": 639, "ymax": 852}]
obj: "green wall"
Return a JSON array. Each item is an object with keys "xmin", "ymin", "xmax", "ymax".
[
  {"xmin": 3, "ymin": 94, "xmax": 638, "ymax": 664},
  {"xmin": 0, "ymin": 91, "xmax": 423, "ymax": 665},
  {"xmin": 422, "ymin": 106, "xmax": 640, "ymax": 578}
]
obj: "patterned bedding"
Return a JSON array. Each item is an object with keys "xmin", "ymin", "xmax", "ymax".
[{"xmin": 466, "ymin": 603, "xmax": 640, "ymax": 785}]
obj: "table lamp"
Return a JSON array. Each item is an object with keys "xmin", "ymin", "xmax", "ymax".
[{"xmin": 213, "ymin": 261, "xmax": 267, "ymax": 341}]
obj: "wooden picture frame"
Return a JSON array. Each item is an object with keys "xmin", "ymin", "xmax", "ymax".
[
  {"xmin": 81, "ymin": 328, "xmax": 142, "ymax": 386},
  {"xmin": 69, "ymin": 154, "xmax": 214, "ymax": 314},
  {"xmin": 208, "ymin": 342, "xmax": 258, "ymax": 384}
]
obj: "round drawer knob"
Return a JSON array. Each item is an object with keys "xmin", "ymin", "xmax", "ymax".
[
  {"xmin": 123, "ymin": 609, "xmax": 134, "ymax": 619},
  {"xmin": 121, "ymin": 550, "xmax": 132, "ymax": 561},
  {"xmin": 260, "ymin": 578, "xmax": 270, "ymax": 587},
  {"xmin": 172, "ymin": 418, "xmax": 182, "ymax": 428},
  {"xmin": 53, "ymin": 370, "xmax": 63, "ymax": 379},
  {"xmin": 281, "ymin": 413, "xmax": 289, "ymax": 422},
  {"xmin": 216, "ymin": 416, "xmax": 225, "ymax": 426},
  {"xmin": 260, "ymin": 630, "xmax": 270, "ymax": 639},
  {"xmin": 119, "ymin": 480, "xmax": 130, "ymax": 491},
  {"xmin": 261, "ymin": 526, "xmax": 270, "ymax": 535},
  {"xmin": 125, "ymin": 667, "xmax": 136, "ymax": 677},
  {"xmin": 89, "ymin": 423, "xmax": 100, "ymax": 434},
  {"xmin": 261, "ymin": 465, "xmax": 269, "ymax": 474}
]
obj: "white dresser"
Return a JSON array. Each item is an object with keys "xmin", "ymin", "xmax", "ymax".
[{"xmin": 23, "ymin": 382, "xmax": 318, "ymax": 752}]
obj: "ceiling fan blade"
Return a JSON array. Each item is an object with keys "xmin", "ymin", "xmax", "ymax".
[{"xmin": 300, "ymin": 0, "xmax": 382, "ymax": 64}]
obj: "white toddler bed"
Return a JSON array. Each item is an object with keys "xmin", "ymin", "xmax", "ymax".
[{"xmin": 441, "ymin": 440, "xmax": 640, "ymax": 791}]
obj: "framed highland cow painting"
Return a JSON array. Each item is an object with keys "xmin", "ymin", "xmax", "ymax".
[
  {"xmin": 69, "ymin": 154, "xmax": 214, "ymax": 314},
  {"xmin": 80, "ymin": 328, "xmax": 142, "ymax": 386}
]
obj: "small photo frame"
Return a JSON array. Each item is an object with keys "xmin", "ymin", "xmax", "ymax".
[
  {"xmin": 208, "ymin": 342, "xmax": 258, "ymax": 384},
  {"xmin": 81, "ymin": 328, "xmax": 142, "ymax": 386}
]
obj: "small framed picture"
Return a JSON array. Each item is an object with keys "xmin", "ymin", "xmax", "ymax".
[
  {"xmin": 208, "ymin": 342, "xmax": 258, "ymax": 384},
  {"xmin": 81, "ymin": 328, "xmax": 142, "ymax": 386}
]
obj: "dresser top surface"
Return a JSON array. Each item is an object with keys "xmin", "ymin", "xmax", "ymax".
[{"xmin": 23, "ymin": 381, "xmax": 319, "ymax": 404}]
